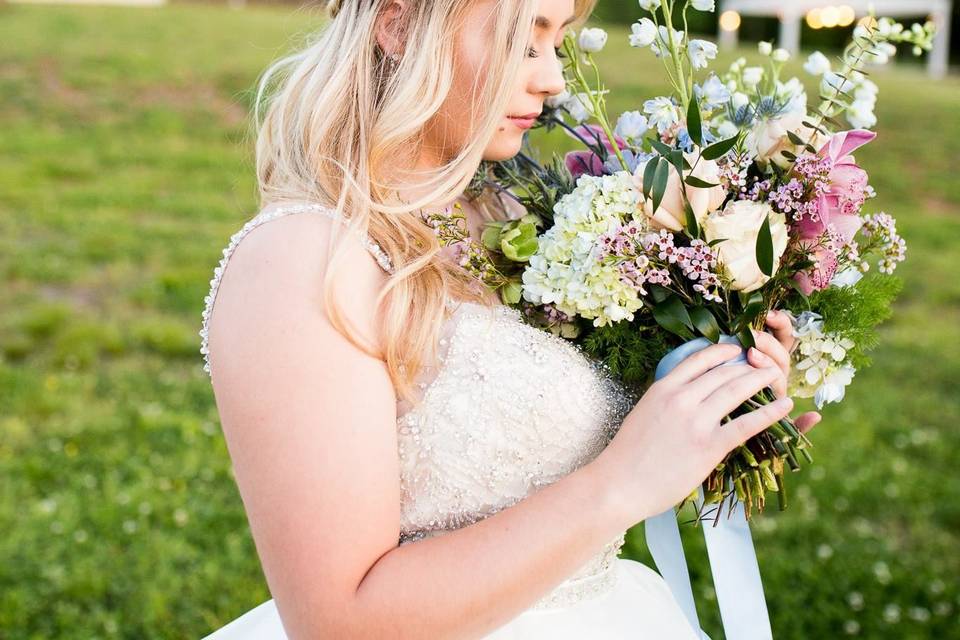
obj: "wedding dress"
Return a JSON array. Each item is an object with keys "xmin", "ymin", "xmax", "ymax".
[{"xmin": 198, "ymin": 201, "xmax": 702, "ymax": 639}]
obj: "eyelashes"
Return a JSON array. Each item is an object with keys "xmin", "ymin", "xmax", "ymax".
[{"xmin": 527, "ymin": 45, "xmax": 567, "ymax": 59}]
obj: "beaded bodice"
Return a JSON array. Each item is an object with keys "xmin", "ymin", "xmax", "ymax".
[{"xmin": 199, "ymin": 202, "xmax": 638, "ymax": 611}]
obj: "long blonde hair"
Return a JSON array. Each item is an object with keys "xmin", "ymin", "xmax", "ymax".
[{"xmin": 253, "ymin": 0, "xmax": 596, "ymax": 404}]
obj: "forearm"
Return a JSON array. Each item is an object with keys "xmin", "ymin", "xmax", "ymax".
[{"xmin": 347, "ymin": 462, "xmax": 639, "ymax": 639}]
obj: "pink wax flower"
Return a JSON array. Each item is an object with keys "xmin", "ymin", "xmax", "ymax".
[{"xmin": 564, "ymin": 124, "xmax": 626, "ymax": 178}]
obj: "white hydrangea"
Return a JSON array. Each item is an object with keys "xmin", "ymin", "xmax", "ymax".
[
  {"xmin": 521, "ymin": 172, "xmax": 646, "ymax": 327},
  {"xmin": 785, "ymin": 310, "xmax": 857, "ymax": 409}
]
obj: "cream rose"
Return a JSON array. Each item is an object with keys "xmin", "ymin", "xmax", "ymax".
[
  {"xmin": 631, "ymin": 150, "xmax": 727, "ymax": 232},
  {"xmin": 703, "ymin": 200, "xmax": 789, "ymax": 292},
  {"xmin": 745, "ymin": 111, "xmax": 830, "ymax": 169}
]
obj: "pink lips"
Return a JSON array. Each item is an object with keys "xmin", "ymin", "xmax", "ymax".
[{"xmin": 508, "ymin": 112, "xmax": 540, "ymax": 130}]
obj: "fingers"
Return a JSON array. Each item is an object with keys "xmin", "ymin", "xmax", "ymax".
[
  {"xmin": 794, "ymin": 411, "xmax": 822, "ymax": 434},
  {"xmin": 662, "ymin": 342, "xmax": 744, "ymax": 387},
  {"xmin": 749, "ymin": 329, "xmax": 790, "ymax": 381},
  {"xmin": 691, "ymin": 360, "xmax": 758, "ymax": 399},
  {"xmin": 764, "ymin": 310, "xmax": 796, "ymax": 353},
  {"xmin": 700, "ymin": 364, "xmax": 785, "ymax": 418},
  {"xmin": 717, "ymin": 396, "xmax": 794, "ymax": 451},
  {"xmin": 746, "ymin": 346, "xmax": 787, "ymax": 398}
]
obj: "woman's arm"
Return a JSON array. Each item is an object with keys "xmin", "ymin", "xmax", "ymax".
[{"xmin": 206, "ymin": 212, "xmax": 640, "ymax": 640}]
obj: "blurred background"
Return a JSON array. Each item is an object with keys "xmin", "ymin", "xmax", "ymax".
[{"xmin": 0, "ymin": 0, "xmax": 957, "ymax": 637}]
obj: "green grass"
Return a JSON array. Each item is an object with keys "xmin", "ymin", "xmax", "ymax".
[{"xmin": 0, "ymin": 4, "xmax": 957, "ymax": 638}]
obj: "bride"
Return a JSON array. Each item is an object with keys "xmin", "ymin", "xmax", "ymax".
[{"xmin": 199, "ymin": 0, "xmax": 821, "ymax": 637}]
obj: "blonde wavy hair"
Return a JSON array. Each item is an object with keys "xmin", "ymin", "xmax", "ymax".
[{"xmin": 253, "ymin": 0, "xmax": 596, "ymax": 404}]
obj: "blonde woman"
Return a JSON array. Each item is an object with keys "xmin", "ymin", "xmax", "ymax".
[{"xmin": 199, "ymin": 0, "xmax": 820, "ymax": 637}]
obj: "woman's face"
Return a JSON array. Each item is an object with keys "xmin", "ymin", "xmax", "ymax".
[{"xmin": 426, "ymin": 0, "xmax": 574, "ymax": 164}]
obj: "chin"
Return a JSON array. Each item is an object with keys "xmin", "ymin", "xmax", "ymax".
[{"xmin": 482, "ymin": 132, "xmax": 524, "ymax": 162}]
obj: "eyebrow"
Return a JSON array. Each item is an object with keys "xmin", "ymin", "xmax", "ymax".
[{"xmin": 535, "ymin": 14, "xmax": 577, "ymax": 29}]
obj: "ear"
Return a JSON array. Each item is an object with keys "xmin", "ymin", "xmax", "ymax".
[{"xmin": 374, "ymin": 0, "xmax": 409, "ymax": 58}]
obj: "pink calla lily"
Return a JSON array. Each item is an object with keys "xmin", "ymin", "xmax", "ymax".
[{"xmin": 563, "ymin": 124, "xmax": 627, "ymax": 179}]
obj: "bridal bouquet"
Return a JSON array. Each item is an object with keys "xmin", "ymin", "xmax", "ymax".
[{"xmin": 426, "ymin": 2, "xmax": 934, "ymax": 520}]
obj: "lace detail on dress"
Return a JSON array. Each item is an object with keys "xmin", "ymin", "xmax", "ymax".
[
  {"xmin": 198, "ymin": 201, "xmax": 394, "ymax": 376},
  {"xmin": 395, "ymin": 302, "xmax": 639, "ymax": 610}
]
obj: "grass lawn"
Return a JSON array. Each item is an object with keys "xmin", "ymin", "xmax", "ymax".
[{"xmin": 0, "ymin": 4, "xmax": 957, "ymax": 638}]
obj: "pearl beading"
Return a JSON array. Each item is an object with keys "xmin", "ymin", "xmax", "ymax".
[{"xmin": 198, "ymin": 202, "xmax": 394, "ymax": 376}]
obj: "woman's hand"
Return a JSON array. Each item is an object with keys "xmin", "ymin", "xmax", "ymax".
[{"xmin": 746, "ymin": 309, "xmax": 822, "ymax": 435}]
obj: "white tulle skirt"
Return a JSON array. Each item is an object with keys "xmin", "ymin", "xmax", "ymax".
[{"xmin": 202, "ymin": 558, "xmax": 703, "ymax": 639}]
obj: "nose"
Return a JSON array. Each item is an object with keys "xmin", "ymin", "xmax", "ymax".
[{"xmin": 532, "ymin": 55, "xmax": 567, "ymax": 100}]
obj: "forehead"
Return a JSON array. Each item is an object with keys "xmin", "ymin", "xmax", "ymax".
[{"xmin": 534, "ymin": 0, "xmax": 577, "ymax": 30}]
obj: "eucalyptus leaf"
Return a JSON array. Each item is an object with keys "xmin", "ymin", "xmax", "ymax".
[
  {"xmin": 684, "ymin": 175, "xmax": 719, "ymax": 188},
  {"xmin": 756, "ymin": 212, "xmax": 774, "ymax": 277},
  {"xmin": 702, "ymin": 133, "xmax": 740, "ymax": 161},
  {"xmin": 651, "ymin": 160, "xmax": 670, "ymax": 215},
  {"xmin": 687, "ymin": 93, "xmax": 703, "ymax": 148},
  {"xmin": 642, "ymin": 157, "xmax": 659, "ymax": 199}
]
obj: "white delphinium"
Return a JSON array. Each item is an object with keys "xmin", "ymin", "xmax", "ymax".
[
  {"xmin": 638, "ymin": 0, "xmax": 659, "ymax": 10},
  {"xmin": 695, "ymin": 74, "xmax": 731, "ymax": 109},
  {"xmin": 578, "ymin": 27, "xmax": 608, "ymax": 53},
  {"xmin": 691, "ymin": 0, "xmax": 715, "ymax": 11},
  {"xmin": 643, "ymin": 96, "xmax": 680, "ymax": 133},
  {"xmin": 688, "ymin": 39, "xmax": 718, "ymax": 70},
  {"xmin": 742, "ymin": 66, "xmax": 764, "ymax": 88},
  {"xmin": 564, "ymin": 92, "xmax": 595, "ymax": 123},
  {"xmin": 804, "ymin": 51, "xmax": 832, "ymax": 75},
  {"xmin": 778, "ymin": 77, "xmax": 808, "ymax": 115},
  {"xmin": 544, "ymin": 88, "xmax": 570, "ymax": 109},
  {"xmin": 758, "ymin": 40, "xmax": 773, "ymax": 56},
  {"xmin": 521, "ymin": 172, "xmax": 646, "ymax": 327},
  {"xmin": 629, "ymin": 18, "xmax": 657, "ymax": 48},
  {"xmin": 785, "ymin": 311, "xmax": 857, "ymax": 409},
  {"xmin": 652, "ymin": 26, "xmax": 685, "ymax": 59},
  {"xmin": 615, "ymin": 110, "xmax": 649, "ymax": 140},
  {"xmin": 772, "ymin": 48, "xmax": 791, "ymax": 63}
]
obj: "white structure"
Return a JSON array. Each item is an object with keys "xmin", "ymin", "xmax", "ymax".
[{"xmin": 717, "ymin": 0, "xmax": 953, "ymax": 77}]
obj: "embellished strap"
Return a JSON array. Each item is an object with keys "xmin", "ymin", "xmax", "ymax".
[{"xmin": 198, "ymin": 202, "xmax": 394, "ymax": 376}]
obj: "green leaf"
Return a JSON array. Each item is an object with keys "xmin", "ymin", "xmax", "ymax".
[
  {"xmin": 786, "ymin": 130, "xmax": 806, "ymax": 146},
  {"xmin": 653, "ymin": 296, "xmax": 696, "ymax": 340},
  {"xmin": 684, "ymin": 175, "xmax": 719, "ymax": 188},
  {"xmin": 756, "ymin": 212, "xmax": 774, "ymax": 277},
  {"xmin": 648, "ymin": 284, "xmax": 671, "ymax": 304},
  {"xmin": 737, "ymin": 325, "xmax": 756, "ymax": 350},
  {"xmin": 702, "ymin": 133, "xmax": 740, "ymax": 160},
  {"xmin": 686, "ymin": 93, "xmax": 703, "ymax": 148},
  {"xmin": 650, "ymin": 139, "xmax": 674, "ymax": 157},
  {"xmin": 651, "ymin": 159, "xmax": 670, "ymax": 215},
  {"xmin": 707, "ymin": 237, "xmax": 726, "ymax": 247},
  {"xmin": 780, "ymin": 150, "xmax": 797, "ymax": 161},
  {"xmin": 690, "ymin": 306, "xmax": 721, "ymax": 343},
  {"xmin": 801, "ymin": 120, "xmax": 828, "ymax": 135},
  {"xmin": 641, "ymin": 157, "xmax": 659, "ymax": 199},
  {"xmin": 684, "ymin": 200, "xmax": 700, "ymax": 239}
]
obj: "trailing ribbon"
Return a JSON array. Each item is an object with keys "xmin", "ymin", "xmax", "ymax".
[{"xmin": 644, "ymin": 336, "xmax": 773, "ymax": 640}]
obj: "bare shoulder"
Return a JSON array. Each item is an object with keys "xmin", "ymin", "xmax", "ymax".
[{"xmin": 205, "ymin": 209, "xmax": 390, "ymax": 383}]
